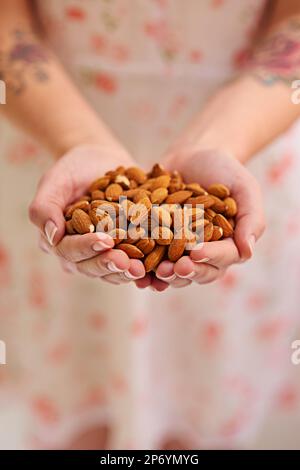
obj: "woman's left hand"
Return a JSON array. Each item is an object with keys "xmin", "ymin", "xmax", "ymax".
[{"xmin": 145, "ymin": 147, "xmax": 265, "ymax": 291}]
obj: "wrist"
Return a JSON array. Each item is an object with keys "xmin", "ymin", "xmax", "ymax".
[{"xmin": 54, "ymin": 126, "xmax": 131, "ymax": 162}]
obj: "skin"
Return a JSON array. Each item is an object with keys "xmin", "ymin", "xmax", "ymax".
[{"xmin": 1, "ymin": 0, "xmax": 300, "ymax": 447}]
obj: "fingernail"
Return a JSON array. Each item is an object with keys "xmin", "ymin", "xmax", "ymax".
[
  {"xmin": 107, "ymin": 261, "xmax": 124, "ymax": 273},
  {"xmin": 124, "ymin": 270, "xmax": 141, "ymax": 280},
  {"xmin": 93, "ymin": 241, "xmax": 112, "ymax": 252},
  {"xmin": 178, "ymin": 271, "xmax": 195, "ymax": 279},
  {"xmin": 193, "ymin": 257, "xmax": 210, "ymax": 264},
  {"xmin": 96, "ymin": 232, "xmax": 113, "ymax": 244},
  {"xmin": 45, "ymin": 220, "xmax": 58, "ymax": 246},
  {"xmin": 156, "ymin": 273, "xmax": 177, "ymax": 282},
  {"xmin": 248, "ymin": 235, "xmax": 256, "ymax": 256}
]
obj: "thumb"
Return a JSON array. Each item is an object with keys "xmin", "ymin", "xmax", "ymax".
[
  {"xmin": 29, "ymin": 168, "xmax": 72, "ymax": 246},
  {"xmin": 234, "ymin": 182, "xmax": 265, "ymax": 260}
]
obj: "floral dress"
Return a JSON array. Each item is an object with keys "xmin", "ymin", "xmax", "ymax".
[{"xmin": 1, "ymin": 0, "xmax": 300, "ymax": 450}]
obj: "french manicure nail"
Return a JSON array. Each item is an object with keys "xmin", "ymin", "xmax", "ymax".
[
  {"xmin": 96, "ymin": 232, "xmax": 113, "ymax": 244},
  {"xmin": 193, "ymin": 257, "xmax": 210, "ymax": 264},
  {"xmin": 45, "ymin": 220, "xmax": 58, "ymax": 246},
  {"xmin": 107, "ymin": 261, "xmax": 124, "ymax": 273},
  {"xmin": 93, "ymin": 241, "xmax": 112, "ymax": 252},
  {"xmin": 178, "ymin": 271, "xmax": 195, "ymax": 279},
  {"xmin": 124, "ymin": 270, "xmax": 140, "ymax": 280},
  {"xmin": 156, "ymin": 273, "xmax": 177, "ymax": 282}
]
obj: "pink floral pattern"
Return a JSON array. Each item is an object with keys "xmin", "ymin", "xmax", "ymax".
[{"xmin": 0, "ymin": 0, "xmax": 300, "ymax": 450}]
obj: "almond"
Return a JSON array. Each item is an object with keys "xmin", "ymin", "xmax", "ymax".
[
  {"xmin": 136, "ymin": 238, "xmax": 156, "ymax": 255},
  {"xmin": 228, "ymin": 218, "xmax": 235, "ymax": 229},
  {"xmin": 190, "ymin": 218, "xmax": 209, "ymax": 232},
  {"xmin": 185, "ymin": 183, "xmax": 206, "ymax": 196},
  {"xmin": 150, "ymin": 163, "xmax": 169, "ymax": 178},
  {"xmin": 79, "ymin": 195, "xmax": 91, "ymax": 202},
  {"xmin": 129, "ymin": 179, "xmax": 138, "ymax": 189},
  {"xmin": 210, "ymin": 195, "xmax": 227, "ymax": 213},
  {"xmin": 90, "ymin": 209, "xmax": 114, "ymax": 233},
  {"xmin": 208, "ymin": 183, "xmax": 230, "ymax": 199},
  {"xmin": 118, "ymin": 243, "xmax": 144, "ymax": 259},
  {"xmin": 123, "ymin": 188, "xmax": 140, "ymax": 199},
  {"xmin": 91, "ymin": 200, "xmax": 120, "ymax": 216},
  {"xmin": 171, "ymin": 170, "xmax": 183, "ymax": 182},
  {"xmin": 166, "ymin": 190, "xmax": 193, "ymax": 204},
  {"xmin": 168, "ymin": 181, "xmax": 185, "ymax": 193},
  {"xmin": 138, "ymin": 178, "xmax": 155, "ymax": 190},
  {"xmin": 224, "ymin": 197, "xmax": 237, "ymax": 217},
  {"xmin": 213, "ymin": 214, "xmax": 234, "ymax": 237},
  {"xmin": 144, "ymin": 245, "xmax": 166, "ymax": 272},
  {"xmin": 72, "ymin": 209, "xmax": 95, "ymax": 234},
  {"xmin": 185, "ymin": 195, "xmax": 215, "ymax": 209},
  {"xmin": 204, "ymin": 222, "xmax": 214, "ymax": 242},
  {"xmin": 151, "ymin": 226, "xmax": 174, "ymax": 245},
  {"xmin": 129, "ymin": 196, "xmax": 152, "ymax": 225},
  {"xmin": 127, "ymin": 225, "xmax": 146, "ymax": 242},
  {"xmin": 151, "ymin": 175, "xmax": 171, "ymax": 190},
  {"xmin": 211, "ymin": 225, "xmax": 223, "ymax": 241},
  {"xmin": 132, "ymin": 189, "xmax": 151, "ymax": 203},
  {"xmin": 151, "ymin": 187, "xmax": 168, "ymax": 204},
  {"xmin": 108, "ymin": 228, "xmax": 127, "ymax": 245},
  {"xmin": 168, "ymin": 234, "xmax": 186, "ymax": 262},
  {"xmin": 204, "ymin": 208, "xmax": 216, "ymax": 221},
  {"xmin": 65, "ymin": 219, "xmax": 76, "ymax": 234},
  {"xmin": 65, "ymin": 200, "xmax": 90, "ymax": 219},
  {"xmin": 91, "ymin": 190, "xmax": 105, "ymax": 201},
  {"xmin": 120, "ymin": 199, "xmax": 135, "ymax": 219},
  {"xmin": 114, "ymin": 174, "xmax": 131, "ymax": 189},
  {"xmin": 151, "ymin": 206, "xmax": 172, "ymax": 227},
  {"xmin": 105, "ymin": 183, "xmax": 123, "ymax": 202},
  {"xmin": 89, "ymin": 176, "xmax": 110, "ymax": 192},
  {"xmin": 187, "ymin": 207, "xmax": 205, "ymax": 222},
  {"xmin": 125, "ymin": 167, "xmax": 147, "ymax": 184}
]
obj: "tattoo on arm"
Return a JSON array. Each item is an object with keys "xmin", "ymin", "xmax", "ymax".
[
  {"xmin": 0, "ymin": 30, "xmax": 50, "ymax": 95},
  {"xmin": 246, "ymin": 18, "xmax": 300, "ymax": 86}
]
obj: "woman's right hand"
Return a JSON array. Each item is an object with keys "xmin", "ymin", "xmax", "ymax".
[{"xmin": 29, "ymin": 144, "xmax": 146, "ymax": 285}]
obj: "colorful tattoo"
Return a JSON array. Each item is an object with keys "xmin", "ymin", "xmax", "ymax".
[
  {"xmin": 246, "ymin": 18, "xmax": 300, "ymax": 86},
  {"xmin": 0, "ymin": 30, "xmax": 50, "ymax": 95}
]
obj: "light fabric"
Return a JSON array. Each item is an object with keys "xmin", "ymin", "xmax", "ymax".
[{"xmin": 1, "ymin": 0, "xmax": 300, "ymax": 449}]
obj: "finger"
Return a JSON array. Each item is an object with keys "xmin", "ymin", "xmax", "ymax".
[
  {"xmin": 38, "ymin": 234, "xmax": 51, "ymax": 254},
  {"xmin": 174, "ymin": 256, "xmax": 219, "ymax": 284},
  {"xmin": 29, "ymin": 167, "xmax": 73, "ymax": 247},
  {"xmin": 59, "ymin": 258, "xmax": 77, "ymax": 274},
  {"xmin": 102, "ymin": 273, "xmax": 130, "ymax": 285},
  {"xmin": 190, "ymin": 239, "xmax": 240, "ymax": 268},
  {"xmin": 102, "ymin": 259, "xmax": 146, "ymax": 285},
  {"xmin": 54, "ymin": 232, "xmax": 114, "ymax": 263},
  {"xmin": 76, "ymin": 249, "xmax": 130, "ymax": 278},
  {"xmin": 155, "ymin": 260, "xmax": 177, "ymax": 283},
  {"xmin": 135, "ymin": 273, "xmax": 153, "ymax": 289},
  {"xmin": 234, "ymin": 176, "xmax": 265, "ymax": 260},
  {"xmin": 170, "ymin": 278, "xmax": 192, "ymax": 288},
  {"xmin": 121, "ymin": 259, "xmax": 146, "ymax": 281},
  {"xmin": 150, "ymin": 277, "xmax": 170, "ymax": 292}
]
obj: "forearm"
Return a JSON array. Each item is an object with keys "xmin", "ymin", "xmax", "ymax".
[
  {"xmin": 169, "ymin": 9, "xmax": 300, "ymax": 163},
  {"xmin": 171, "ymin": 75, "xmax": 299, "ymax": 163},
  {"xmin": 0, "ymin": 0, "xmax": 126, "ymax": 158}
]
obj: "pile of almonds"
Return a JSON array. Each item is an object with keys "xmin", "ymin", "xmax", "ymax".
[{"xmin": 64, "ymin": 164, "xmax": 237, "ymax": 272}]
